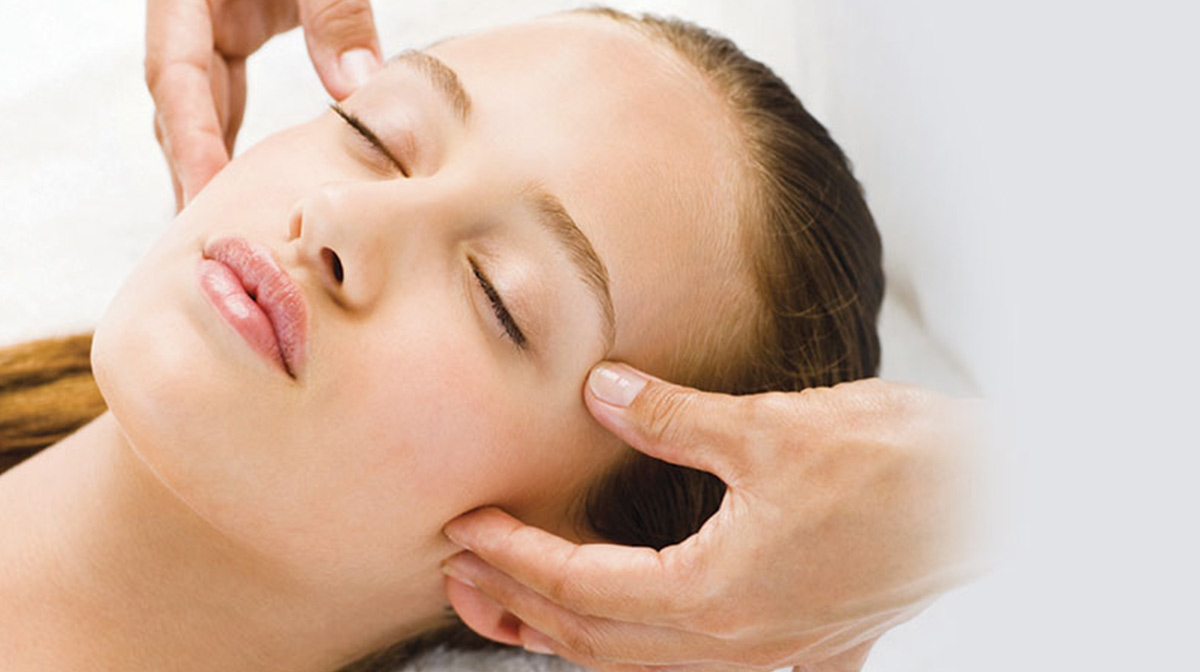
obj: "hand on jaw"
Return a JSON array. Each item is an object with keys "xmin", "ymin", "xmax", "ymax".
[{"xmin": 442, "ymin": 363, "xmax": 989, "ymax": 672}]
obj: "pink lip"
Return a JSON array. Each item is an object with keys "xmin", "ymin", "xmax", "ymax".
[{"xmin": 197, "ymin": 237, "xmax": 308, "ymax": 378}]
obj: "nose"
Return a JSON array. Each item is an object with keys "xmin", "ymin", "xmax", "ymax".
[
  {"xmin": 321, "ymin": 247, "xmax": 345, "ymax": 285},
  {"xmin": 288, "ymin": 184, "xmax": 396, "ymax": 310}
]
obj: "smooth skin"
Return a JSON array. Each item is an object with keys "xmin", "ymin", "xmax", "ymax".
[
  {"xmin": 7, "ymin": 14, "xmax": 751, "ymax": 672},
  {"xmin": 442, "ymin": 365, "xmax": 988, "ymax": 672},
  {"xmin": 146, "ymin": 2, "xmax": 989, "ymax": 670}
]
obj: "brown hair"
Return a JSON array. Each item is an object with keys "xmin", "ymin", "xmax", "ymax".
[
  {"xmin": 0, "ymin": 8, "xmax": 882, "ymax": 671},
  {"xmin": 575, "ymin": 7, "xmax": 883, "ymax": 559},
  {"xmin": 0, "ymin": 334, "xmax": 105, "ymax": 474},
  {"xmin": 345, "ymin": 7, "xmax": 884, "ymax": 669}
]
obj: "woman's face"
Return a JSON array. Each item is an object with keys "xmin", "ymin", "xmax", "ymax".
[{"xmin": 93, "ymin": 15, "xmax": 748, "ymax": 605}]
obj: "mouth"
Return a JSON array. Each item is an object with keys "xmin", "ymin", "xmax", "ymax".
[{"xmin": 197, "ymin": 237, "xmax": 309, "ymax": 379}]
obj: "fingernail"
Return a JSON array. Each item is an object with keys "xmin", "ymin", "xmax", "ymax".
[
  {"xmin": 339, "ymin": 48, "xmax": 380, "ymax": 89},
  {"xmin": 442, "ymin": 520, "xmax": 474, "ymax": 550},
  {"xmin": 521, "ymin": 629, "xmax": 556, "ymax": 656},
  {"xmin": 588, "ymin": 364, "xmax": 647, "ymax": 408},
  {"xmin": 440, "ymin": 557, "xmax": 476, "ymax": 588}
]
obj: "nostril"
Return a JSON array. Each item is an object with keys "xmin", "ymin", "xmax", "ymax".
[{"xmin": 321, "ymin": 247, "xmax": 344, "ymax": 285}]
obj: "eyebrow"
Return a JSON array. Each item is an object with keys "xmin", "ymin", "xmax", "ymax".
[
  {"xmin": 524, "ymin": 185, "xmax": 617, "ymax": 350},
  {"xmin": 389, "ymin": 50, "xmax": 472, "ymax": 122},
  {"xmin": 392, "ymin": 49, "xmax": 616, "ymax": 350}
]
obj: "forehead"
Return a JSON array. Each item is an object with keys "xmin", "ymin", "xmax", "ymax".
[{"xmin": 429, "ymin": 15, "xmax": 751, "ymax": 376}]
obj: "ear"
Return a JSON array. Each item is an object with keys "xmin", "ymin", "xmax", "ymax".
[{"xmin": 443, "ymin": 575, "xmax": 524, "ymax": 646}]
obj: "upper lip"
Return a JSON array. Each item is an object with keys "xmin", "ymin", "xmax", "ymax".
[{"xmin": 202, "ymin": 237, "xmax": 309, "ymax": 378}]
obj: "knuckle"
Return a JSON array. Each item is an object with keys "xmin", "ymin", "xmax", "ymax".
[
  {"xmin": 741, "ymin": 392, "xmax": 788, "ymax": 439},
  {"xmin": 145, "ymin": 59, "xmax": 203, "ymax": 105},
  {"xmin": 558, "ymin": 621, "xmax": 603, "ymax": 660},
  {"xmin": 883, "ymin": 380, "xmax": 926, "ymax": 411},
  {"xmin": 143, "ymin": 55, "xmax": 176, "ymax": 95},
  {"xmin": 638, "ymin": 387, "xmax": 696, "ymax": 448},
  {"xmin": 544, "ymin": 545, "xmax": 585, "ymax": 608},
  {"xmin": 304, "ymin": 0, "xmax": 374, "ymax": 38},
  {"xmin": 662, "ymin": 558, "xmax": 705, "ymax": 625},
  {"xmin": 858, "ymin": 378, "xmax": 923, "ymax": 416},
  {"xmin": 144, "ymin": 56, "xmax": 161, "ymax": 90},
  {"xmin": 751, "ymin": 390, "xmax": 792, "ymax": 418},
  {"xmin": 716, "ymin": 393, "xmax": 789, "ymax": 474}
]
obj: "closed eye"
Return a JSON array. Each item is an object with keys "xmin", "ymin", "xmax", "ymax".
[
  {"xmin": 469, "ymin": 259, "xmax": 528, "ymax": 349},
  {"xmin": 331, "ymin": 103, "xmax": 409, "ymax": 177}
]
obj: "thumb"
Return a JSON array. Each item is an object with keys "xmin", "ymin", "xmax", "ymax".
[
  {"xmin": 299, "ymin": 0, "xmax": 382, "ymax": 99},
  {"xmin": 583, "ymin": 363, "xmax": 753, "ymax": 484}
]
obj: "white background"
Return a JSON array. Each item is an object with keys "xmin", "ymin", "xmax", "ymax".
[{"xmin": 2, "ymin": 1, "xmax": 1198, "ymax": 670}]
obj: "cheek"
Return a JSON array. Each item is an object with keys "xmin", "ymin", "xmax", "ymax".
[
  {"xmin": 321, "ymin": 331, "xmax": 512, "ymax": 521},
  {"xmin": 318, "ymin": 329, "xmax": 616, "ymax": 546},
  {"xmin": 88, "ymin": 122, "xmax": 378, "ymax": 555}
]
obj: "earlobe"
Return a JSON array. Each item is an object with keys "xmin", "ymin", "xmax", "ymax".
[{"xmin": 443, "ymin": 575, "xmax": 524, "ymax": 646}]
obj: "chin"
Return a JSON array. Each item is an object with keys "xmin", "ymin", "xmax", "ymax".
[
  {"xmin": 90, "ymin": 271, "xmax": 312, "ymax": 556},
  {"xmin": 91, "ymin": 248, "xmax": 256, "ymax": 475},
  {"xmin": 92, "ymin": 288, "xmax": 203, "ymax": 458}
]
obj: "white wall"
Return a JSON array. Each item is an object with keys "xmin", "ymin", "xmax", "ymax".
[{"xmin": 792, "ymin": 2, "xmax": 1200, "ymax": 671}]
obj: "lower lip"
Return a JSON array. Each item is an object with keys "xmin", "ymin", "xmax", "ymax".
[{"xmin": 197, "ymin": 258, "xmax": 288, "ymax": 374}]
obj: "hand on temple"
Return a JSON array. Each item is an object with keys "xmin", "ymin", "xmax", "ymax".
[
  {"xmin": 145, "ymin": 0, "xmax": 381, "ymax": 210},
  {"xmin": 442, "ymin": 364, "xmax": 989, "ymax": 672}
]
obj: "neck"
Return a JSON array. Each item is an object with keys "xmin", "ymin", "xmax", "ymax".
[{"xmin": 0, "ymin": 413, "xmax": 426, "ymax": 672}]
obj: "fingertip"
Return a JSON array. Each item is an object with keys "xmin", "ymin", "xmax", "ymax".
[
  {"xmin": 583, "ymin": 365, "xmax": 697, "ymax": 463},
  {"xmin": 443, "ymin": 572, "xmax": 523, "ymax": 646},
  {"xmin": 517, "ymin": 626, "xmax": 557, "ymax": 656},
  {"xmin": 441, "ymin": 552, "xmax": 478, "ymax": 588},
  {"xmin": 443, "ymin": 506, "xmax": 516, "ymax": 550},
  {"xmin": 179, "ymin": 159, "xmax": 224, "ymax": 207},
  {"xmin": 583, "ymin": 363, "xmax": 653, "ymax": 446},
  {"xmin": 301, "ymin": 0, "xmax": 383, "ymax": 99},
  {"xmin": 337, "ymin": 48, "xmax": 381, "ymax": 92},
  {"xmin": 586, "ymin": 363, "xmax": 649, "ymax": 409}
]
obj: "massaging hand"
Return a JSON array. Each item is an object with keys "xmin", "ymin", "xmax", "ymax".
[
  {"xmin": 146, "ymin": 0, "xmax": 381, "ymax": 209},
  {"xmin": 443, "ymin": 364, "xmax": 987, "ymax": 672}
]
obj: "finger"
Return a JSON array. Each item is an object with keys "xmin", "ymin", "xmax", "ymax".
[
  {"xmin": 443, "ymin": 507, "xmax": 695, "ymax": 626},
  {"xmin": 523, "ymin": 625, "xmax": 746, "ymax": 672},
  {"xmin": 211, "ymin": 54, "xmax": 247, "ymax": 155},
  {"xmin": 299, "ymin": 0, "xmax": 382, "ymax": 99},
  {"xmin": 153, "ymin": 114, "xmax": 185, "ymax": 211},
  {"xmin": 793, "ymin": 637, "xmax": 877, "ymax": 672},
  {"xmin": 443, "ymin": 575, "xmax": 523, "ymax": 646},
  {"xmin": 157, "ymin": 77, "xmax": 229, "ymax": 204},
  {"xmin": 445, "ymin": 577, "xmax": 661, "ymax": 672},
  {"xmin": 172, "ymin": 171, "xmax": 184, "ymax": 212},
  {"xmin": 152, "ymin": 94, "xmax": 227, "ymax": 207},
  {"xmin": 584, "ymin": 363, "xmax": 768, "ymax": 484},
  {"xmin": 524, "ymin": 626, "xmax": 712, "ymax": 672},
  {"xmin": 146, "ymin": 0, "xmax": 228, "ymax": 203},
  {"xmin": 444, "ymin": 551, "xmax": 730, "ymax": 667}
]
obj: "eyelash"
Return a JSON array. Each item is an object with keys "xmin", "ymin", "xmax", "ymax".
[
  {"xmin": 332, "ymin": 104, "xmax": 527, "ymax": 350},
  {"xmin": 331, "ymin": 103, "xmax": 409, "ymax": 177},
  {"xmin": 470, "ymin": 259, "xmax": 528, "ymax": 349}
]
